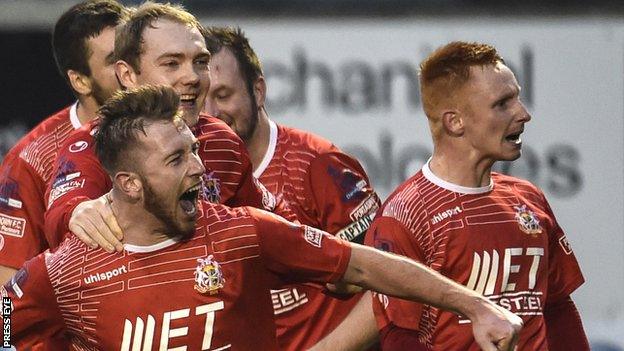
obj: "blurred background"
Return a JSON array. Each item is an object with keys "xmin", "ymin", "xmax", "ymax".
[{"xmin": 1, "ymin": 0, "xmax": 623, "ymax": 349}]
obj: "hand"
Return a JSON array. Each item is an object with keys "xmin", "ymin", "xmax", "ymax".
[
  {"xmin": 68, "ymin": 193, "xmax": 124, "ymax": 253},
  {"xmin": 325, "ymin": 282, "xmax": 363, "ymax": 295},
  {"xmin": 470, "ymin": 300, "xmax": 523, "ymax": 351}
]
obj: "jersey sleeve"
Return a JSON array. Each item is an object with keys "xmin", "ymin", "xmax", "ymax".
[
  {"xmin": 196, "ymin": 117, "xmax": 276, "ymax": 212},
  {"xmin": 304, "ymin": 150, "xmax": 381, "ymax": 243},
  {"xmin": 540, "ymin": 193, "xmax": 585, "ymax": 304},
  {"xmin": 0, "ymin": 151, "xmax": 48, "ymax": 269},
  {"xmin": 364, "ymin": 216, "xmax": 425, "ymax": 331},
  {"xmin": 44, "ymin": 129, "xmax": 111, "ymax": 249},
  {"xmin": 1, "ymin": 253, "xmax": 65, "ymax": 348},
  {"xmin": 250, "ymin": 208, "xmax": 352, "ymax": 286}
]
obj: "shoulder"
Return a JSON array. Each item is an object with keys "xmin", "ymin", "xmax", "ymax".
[
  {"xmin": 195, "ymin": 114, "xmax": 241, "ymax": 140},
  {"xmin": 383, "ymin": 172, "xmax": 426, "ymax": 209},
  {"xmin": 7, "ymin": 106, "xmax": 73, "ymax": 157},
  {"xmin": 278, "ymin": 124, "xmax": 336, "ymax": 155},
  {"xmin": 492, "ymin": 172, "xmax": 546, "ymax": 202}
]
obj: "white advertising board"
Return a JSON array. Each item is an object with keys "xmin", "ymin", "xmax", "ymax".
[{"xmin": 201, "ymin": 17, "xmax": 624, "ymax": 347}]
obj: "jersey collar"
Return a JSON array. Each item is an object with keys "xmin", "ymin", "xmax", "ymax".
[
  {"xmin": 422, "ymin": 158, "xmax": 494, "ymax": 194},
  {"xmin": 124, "ymin": 237, "xmax": 180, "ymax": 253},
  {"xmin": 69, "ymin": 102, "xmax": 82, "ymax": 129},
  {"xmin": 253, "ymin": 119, "xmax": 278, "ymax": 178}
]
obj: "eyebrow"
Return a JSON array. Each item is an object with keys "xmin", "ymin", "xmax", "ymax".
[
  {"xmin": 156, "ymin": 52, "xmax": 185, "ymax": 61},
  {"xmin": 491, "ymin": 85, "xmax": 520, "ymax": 108}
]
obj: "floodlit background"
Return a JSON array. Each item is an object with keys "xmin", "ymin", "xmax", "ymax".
[{"xmin": 1, "ymin": 0, "xmax": 623, "ymax": 349}]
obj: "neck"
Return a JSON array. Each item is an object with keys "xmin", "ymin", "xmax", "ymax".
[
  {"xmin": 429, "ymin": 144, "xmax": 494, "ymax": 188},
  {"xmin": 76, "ymin": 96, "xmax": 100, "ymax": 126},
  {"xmin": 246, "ymin": 108, "xmax": 271, "ymax": 172},
  {"xmin": 109, "ymin": 189, "xmax": 173, "ymax": 247}
]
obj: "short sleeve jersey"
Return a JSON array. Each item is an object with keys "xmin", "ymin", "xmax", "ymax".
[
  {"xmin": 0, "ymin": 104, "xmax": 81, "ymax": 268},
  {"xmin": 366, "ymin": 163, "xmax": 584, "ymax": 350},
  {"xmin": 256, "ymin": 120, "xmax": 381, "ymax": 350},
  {"xmin": 44, "ymin": 115, "xmax": 277, "ymax": 248},
  {"xmin": 3, "ymin": 201, "xmax": 351, "ymax": 350}
]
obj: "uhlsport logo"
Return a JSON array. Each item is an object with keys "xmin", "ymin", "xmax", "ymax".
[
  {"xmin": 514, "ymin": 204, "xmax": 542, "ymax": 235},
  {"xmin": 194, "ymin": 255, "xmax": 225, "ymax": 295}
]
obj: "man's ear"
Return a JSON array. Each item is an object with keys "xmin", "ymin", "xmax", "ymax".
[
  {"xmin": 115, "ymin": 60, "xmax": 139, "ymax": 89},
  {"xmin": 113, "ymin": 171, "xmax": 142, "ymax": 201},
  {"xmin": 252, "ymin": 76, "xmax": 267, "ymax": 109},
  {"xmin": 67, "ymin": 69, "xmax": 92, "ymax": 96},
  {"xmin": 441, "ymin": 109, "xmax": 464, "ymax": 136}
]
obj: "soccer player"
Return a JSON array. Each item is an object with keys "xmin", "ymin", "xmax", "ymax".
[
  {"xmin": 45, "ymin": 2, "xmax": 284, "ymax": 251},
  {"xmin": 0, "ymin": 0, "xmax": 127, "ymax": 284},
  {"xmin": 202, "ymin": 27, "xmax": 381, "ymax": 350},
  {"xmin": 3, "ymin": 85, "xmax": 522, "ymax": 350},
  {"xmin": 343, "ymin": 41, "xmax": 586, "ymax": 350}
]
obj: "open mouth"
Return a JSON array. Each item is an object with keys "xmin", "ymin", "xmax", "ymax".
[
  {"xmin": 179, "ymin": 183, "xmax": 201, "ymax": 216},
  {"xmin": 179, "ymin": 94, "xmax": 197, "ymax": 109},
  {"xmin": 505, "ymin": 132, "xmax": 522, "ymax": 145}
]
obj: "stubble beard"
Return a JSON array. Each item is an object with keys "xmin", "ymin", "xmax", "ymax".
[{"xmin": 142, "ymin": 176, "xmax": 195, "ymax": 241}]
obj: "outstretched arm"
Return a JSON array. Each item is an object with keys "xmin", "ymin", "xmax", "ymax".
[{"xmin": 341, "ymin": 244, "xmax": 522, "ymax": 351}]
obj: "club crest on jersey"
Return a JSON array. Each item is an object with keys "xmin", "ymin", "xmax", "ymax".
[
  {"xmin": 514, "ymin": 205, "xmax": 542, "ymax": 235},
  {"xmin": 201, "ymin": 171, "xmax": 221, "ymax": 203},
  {"xmin": 194, "ymin": 255, "xmax": 225, "ymax": 295}
]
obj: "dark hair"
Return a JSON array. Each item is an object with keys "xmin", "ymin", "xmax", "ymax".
[
  {"xmin": 114, "ymin": 1, "xmax": 202, "ymax": 73},
  {"xmin": 52, "ymin": 0, "xmax": 127, "ymax": 89},
  {"xmin": 95, "ymin": 85, "xmax": 181, "ymax": 174},
  {"xmin": 419, "ymin": 41, "xmax": 504, "ymax": 118},
  {"xmin": 203, "ymin": 26, "xmax": 263, "ymax": 96}
]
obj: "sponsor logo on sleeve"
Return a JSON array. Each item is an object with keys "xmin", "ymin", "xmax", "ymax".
[
  {"xmin": 69, "ymin": 140, "xmax": 89, "ymax": 153},
  {"xmin": 558, "ymin": 235, "xmax": 573, "ymax": 255},
  {"xmin": 201, "ymin": 171, "xmax": 221, "ymax": 204},
  {"xmin": 194, "ymin": 255, "xmax": 225, "ymax": 295},
  {"xmin": 47, "ymin": 176, "xmax": 85, "ymax": 208},
  {"xmin": 0, "ymin": 214, "xmax": 25, "ymax": 238},
  {"xmin": 5, "ymin": 268, "xmax": 27, "ymax": 299},
  {"xmin": 327, "ymin": 165, "xmax": 369, "ymax": 203},
  {"xmin": 303, "ymin": 226, "xmax": 324, "ymax": 248},
  {"xmin": 0, "ymin": 171, "xmax": 22, "ymax": 211},
  {"xmin": 514, "ymin": 204, "xmax": 543, "ymax": 236},
  {"xmin": 349, "ymin": 193, "xmax": 380, "ymax": 221}
]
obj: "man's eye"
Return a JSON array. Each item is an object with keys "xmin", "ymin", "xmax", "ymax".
[
  {"xmin": 169, "ymin": 156, "xmax": 181, "ymax": 165},
  {"xmin": 195, "ymin": 58, "xmax": 209, "ymax": 66},
  {"xmin": 163, "ymin": 61, "xmax": 179, "ymax": 68}
]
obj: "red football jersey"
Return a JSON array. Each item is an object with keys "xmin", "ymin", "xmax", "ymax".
[
  {"xmin": 3, "ymin": 201, "xmax": 351, "ymax": 350},
  {"xmin": 257, "ymin": 120, "xmax": 381, "ymax": 350},
  {"xmin": 366, "ymin": 162, "xmax": 585, "ymax": 350},
  {"xmin": 0, "ymin": 104, "xmax": 82, "ymax": 268},
  {"xmin": 44, "ymin": 115, "xmax": 279, "ymax": 248}
]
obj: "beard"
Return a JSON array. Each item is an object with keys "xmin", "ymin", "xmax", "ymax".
[
  {"xmin": 142, "ymin": 176, "xmax": 195, "ymax": 241},
  {"xmin": 91, "ymin": 78, "xmax": 113, "ymax": 106},
  {"xmin": 239, "ymin": 95, "xmax": 259, "ymax": 143}
]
